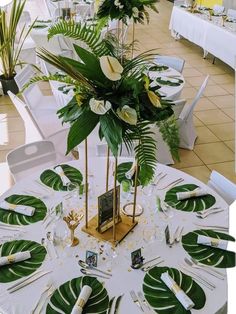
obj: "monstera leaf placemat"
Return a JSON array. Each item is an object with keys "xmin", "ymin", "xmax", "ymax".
[
  {"xmin": 46, "ymin": 276, "xmax": 109, "ymax": 314},
  {"xmin": 143, "ymin": 266, "xmax": 206, "ymax": 314},
  {"xmin": 0, "ymin": 194, "xmax": 47, "ymax": 225},
  {"xmin": 40, "ymin": 164, "xmax": 83, "ymax": 191},
  {"xmin": 117, "ymin": 162, "xmax": 149, "ymax": 188},
  {"xmin": 182, "ymin": 229, "xmax": 235, "ymax": 268},
  {"xmin": 0, "ymin": 239, "xmax": 46, "ymax": 283},
  {"xmin": 156, "ymin": 77, "xmax": 184, "ymax": 86},
  {"xmin": 165, "ymin": 184, "xmax": 216, "ymax": 212}
]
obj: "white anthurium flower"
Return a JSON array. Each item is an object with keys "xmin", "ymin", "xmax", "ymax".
[
  {"xmin": 132, "ymin": 7, "xmax": 139, "ymax": 18},
  {"xmin": 89, "ymin": 98, "xmax": 111, "ymax": 115},
  {"xmin": 100, "ymin": 55, "xmax": 123, "ymax": 81},
  {"xmin": 117, "ymin": 105, "xmax": 137, "ymax": 125}
]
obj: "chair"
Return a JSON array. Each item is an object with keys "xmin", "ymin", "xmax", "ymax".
[
  {"xmin": 15, "ymin": 64, "xmax": 60, "ymax": 113},
  {"xmin": 8, "ymin": 91, "xmax": 72, "ymax": 161},
  {"xmin": 40, "ymin": 60, "xmax": 74, "ymax": 109},
  {"xmin": 16, "ymin": 11, "xmax": 36, "ymax": 64},
  {"xmin": 177, "ymin": 76, "xmax": 209, "ymax": 150},
  {"xmin": 96, "ymin": 125, "xmax": 175, "ymax": 165},
  {"xmin": 6, "ymin": 141, "xmax": 57, "ymax": 182},
  {"xmin": 207, "ymin": 171, "xmax": 236, "ymax": 205},
  {"xmin": 154, "ymin": 56, "xmax": 185, "ymax": 73},
  {"xmin": 172, "ymin": 99, "xmax": 187, "ymax": 119},
  {"xmin": 227, "ymin": 9, "xmax": 236, "ymax": 19},
  {"xmin": 213, "ymin": 5, "xmax": 225, "ymax": 14}
]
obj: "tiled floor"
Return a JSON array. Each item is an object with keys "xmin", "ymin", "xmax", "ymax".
[{"xmin": 0, "ymin": 0, "xmax": 235, "ymax": 195}]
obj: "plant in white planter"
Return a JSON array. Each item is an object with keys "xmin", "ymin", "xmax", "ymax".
[{"xmin": 0, "ymin": 0, "xmax": 35, "ymax": 94}]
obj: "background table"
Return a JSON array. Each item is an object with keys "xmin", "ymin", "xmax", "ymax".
[
  {"xmin": 169, "ymin": 6, "xmax": 236, "ymax": 68},
  {"xmin": 0, "ymin": 159, "xmax": 228, "ymax": 314}
]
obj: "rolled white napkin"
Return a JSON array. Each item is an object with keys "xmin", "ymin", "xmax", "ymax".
[
  {"xmin": 125, "ymin": 161, "xmax": 137, "ymax": 180},
  {"xmin": 0, "ymin": 251, "xmax": 31, "ymax": 267},
  {"xmin": 54, "ymin": 166, "xmax": 70, "ymax": 185},
  {"xmin": 161, "ymin": 272, "xmax": 195, "ymax": 310},
  {"xmin": 176, "ymin": 188, "xmax": 207, "ymax": 201},
  {"xmin": 197, "ymin": 235, "xmax": 228, "ymax": 250},
  {"xmin": 71, "ymin": 285, "xmax": 92, "ymax": 314},
  {"xmin": 0, "ymin": 200, "xmax": 35, "ymax": 216}
]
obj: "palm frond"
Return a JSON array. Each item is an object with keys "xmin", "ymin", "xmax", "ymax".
[
  {"xmin": 37, "ymin": 48, "xmax": 95, "ymax": 91},
  {"xmin": 124, "ymin": 121, "xmax": 157, "ymax": 184},
  {"xmin": 157, "ymin": 115, "xmax": 180, "ymax": 161},
  {"xmin": 47, "ymin": 20, "xmax": 110, "ymax": 57}
]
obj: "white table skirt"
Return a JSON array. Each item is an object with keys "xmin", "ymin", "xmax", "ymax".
[
  {"xmin": 169, "ymin": 6, "xmax": 236, "ymax": 68},
  {"xmin": 0, "ymin": 159, "xmax": 229, "ymax": 314}
]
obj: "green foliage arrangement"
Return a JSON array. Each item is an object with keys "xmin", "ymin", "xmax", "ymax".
[
  {"xmin": 97, "ymin": 0, "xmax": 159, "ymax": 24},
  {"xmin": 26, "ymin": 20, "xmax": 179, "ymax": 184}
]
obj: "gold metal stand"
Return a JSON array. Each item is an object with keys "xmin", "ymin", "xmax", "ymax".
[
  {"xmin": 132, "ymin": 160, "xmax": 138, "ymax": 223},
  {"xmin": 85, "ymin": 138, "xmax": 88, "ymax": 228},
  {"xmin": 106, "ymin": 147, "xmax": 110, "ymax": 192}
]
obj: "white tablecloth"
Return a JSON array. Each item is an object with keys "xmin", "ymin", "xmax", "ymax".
[
  {"xmin": 169, "ymin": 6, "xmax": 236, "ymax": 68},
  {"xmin": 0, "ymin": 159, "xmax": 229, "ymax": 314}
]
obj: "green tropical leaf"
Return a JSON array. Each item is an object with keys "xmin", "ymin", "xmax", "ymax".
[
  {"xmin": 62, "ymin": 46, "xmax": 107, "ymax": 85},
  {"xmin": 46, "ymin": 276, "xmax": 109, "ymax": 313},
  {"xmin": 165, "ymin": 184, "xmax": 216, "ymax": 212},
  {"xmin": 67, "ymin": 109, "xmax": 99, "ymax": 153},
  {"xmin": 182, "ymin": 229, "xmax": 236, "ymax": 268},
  {"xmin": 143, "ymin": 266, "xmax": 206, "ymax": 314},
  {"xmin": 40, "ymin": 164, "xmax": 83, "ymax": 191},
  {"xmin": 100, "ymin": 113, "xmax": 123, "ymax": 157},
  {"xmin": 0, "ymin": 195, "xmax": 47, "ymax": 226},
  {"xmin": 0, "ymin": 239, "xmax": 46, "ymax": 283},
  {"xmin": 117, "ymin": 162, "xmax": 149, "ymax": 187},
  {"xmin": 47, "ymin": 20, "xmax": 110, "ymax": 57}
]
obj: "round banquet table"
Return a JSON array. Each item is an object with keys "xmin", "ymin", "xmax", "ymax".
[{"xmin": 0, "ymin": 158, "xmax": 228, "ymax": 314}]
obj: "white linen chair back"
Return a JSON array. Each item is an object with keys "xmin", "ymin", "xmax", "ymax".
[
  {"xmin": 213, "ymin": 5, "xmax": 225, "ymax": 14},
  {"xmin": 154, "ymin": 56, "xmax": 185, "ymax": 73},
  {"xmin": 179, "ymin": 75, "xmax": 209, "ymax": 121},
  {"xmin": 7, "ymin": 140, "xmax": 57, "ymax": 182},
  {"xmin": 31, "ymin": 29, "xmax": 67, "ymax": 55},
  {"xmin": 8, "ymin": 91, "xmax": 44, "ymax": 142},
  {"xmin": 208, "ymin": 171, "xmax": 236, "ymax": 205},
  {"xmin": 15, "ymin": 64, "xmax": 37, "ymax": 90},
  {"xmin": 172, "ymin": 99, "xmax": 187, "ymax": 118},
  {"xmin": 177, "ymin": 76, "xmax": 209, "ymax": 150},
  {"xmin": 8, "ymin": 91, "xmax": 73, "ymax": 161},
  {"xmin": 45, "ymin": 0, "xmax": 57, "ymax": 17},
  {"xmin": 227, "ymin": 9, "xmax": 236, "ymax": 19}
]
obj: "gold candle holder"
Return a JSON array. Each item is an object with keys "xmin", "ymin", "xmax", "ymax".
[{"xmin": 63, "ymin": 210, "xmax": 84, "ymax": 247}]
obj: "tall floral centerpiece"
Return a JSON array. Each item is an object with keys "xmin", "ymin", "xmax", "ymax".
[{"xmin": 26, "ymin": 1, "xmax": 179, "ymax": 242}]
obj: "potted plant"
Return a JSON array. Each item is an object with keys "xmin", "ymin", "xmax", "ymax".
[{"xmin": 0, "ymin": 0, "xmax": 34, "ymax": 94}]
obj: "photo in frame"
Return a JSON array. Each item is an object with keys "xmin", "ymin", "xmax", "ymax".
[
  {"xmin": 86, "ymin": 250, "xmax": 98, "ymax": 267},
  {"xmin": 131, "ymin": 248, "xmax": 144, "ymax": 268},
  {"xmin": 97, "ymin": 186, "xmax": 121, "ymax": 233}
]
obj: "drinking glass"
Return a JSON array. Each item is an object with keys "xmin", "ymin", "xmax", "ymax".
[{"xmin": 142, "ymin": 226, "xmax": 157, "ymax": 244}]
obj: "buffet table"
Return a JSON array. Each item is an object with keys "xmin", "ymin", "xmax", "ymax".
[
  {"xmin": 169, "ymin": 6, "xmax": 236, "ymax": 68},
  {"xmin": 0, "ymin": 158, "xmax": 230, "ymax": 314}
]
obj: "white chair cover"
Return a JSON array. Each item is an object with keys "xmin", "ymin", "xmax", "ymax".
[
  {"xmin": 6, "ymin": 141, "xmax": 57, "ymax": 182},
  {"xmin": 154, "ymin": 56, "xmax": 185, "ymax": 73},
  {"xmin": 227, "ymin": 9, "xmax": 236, "ymax": 19},
  {"xmin": 208, "ymin": 171, "xmax": 236, "ymax": 205},
  {"xmin": 8, "ymin": 91, "xmax": 73, "ymax": 162},
  {"xmin": 178, "ymin": 76, "xmax": 209, "ymax": 150}
]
